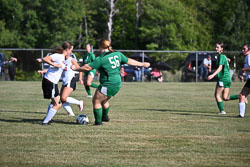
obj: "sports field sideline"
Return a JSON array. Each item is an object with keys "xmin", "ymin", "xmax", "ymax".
[{"xmin": 0, "ymin": 81, "xmax": 249, "ymax": 166}]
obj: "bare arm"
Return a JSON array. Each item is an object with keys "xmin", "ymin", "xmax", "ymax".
[
  {"xmin": 208, "ymin": 65, "xmax": 223, "ymax": 80},
  {"xmin": 71, "ymin": 59, "xmax": 83, "ymax": 84},
  {"xmin": 43, "ymin": 56, "xmax": 62, "ymax": 68},
  {"xmin": 127, "ymin": 58, "xmax": 150, "ymax": 68},
  {"xmin": 71, "ymin": 64, "xmax": 93, "ymax": 72}
]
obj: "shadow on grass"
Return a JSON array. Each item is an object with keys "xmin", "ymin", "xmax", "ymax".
[
  {"xmin": 0, "ymin": 109, "xmax": 65, "ymax": 115},
  {"xmin": 0, "ymin": 118, "xmax": 77, "ymax": 125},
  {"xmin": 137, "ymin": 108, "xmax": 239, "ymax": 118}
]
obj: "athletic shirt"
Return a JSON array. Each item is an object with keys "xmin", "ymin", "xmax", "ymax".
[
  {"xmin": 244, "ymin": 54, "xmax": 250, "ymax": 80},
  {"xmin": 44, "ymin": 53, "xmax": 65, "ymax": 84},
  {"xmin": 61, "ymin": 57, "xmax": 76, "ymax": 85},
  {"xmin": 83, "ymin": 51, "xmax": 95, "ymax": 64},
  {"xmin": 89, "ymin": 51, "xmax": 128, "ymax": 87},
  {"xmin": 216, "ymin": 53, "xmax": 231, "ymax": 81}
]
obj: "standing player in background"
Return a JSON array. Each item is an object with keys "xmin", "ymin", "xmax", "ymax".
[
  {"xmin": 72, "ymin": 39, "xmax": 150, "ymax": 126},
  {"xmin": 42, "ymin": 41, "xmax": 73, "ymax": 125},
  {"xmin": 238, "ymin": 44, "xmax": 250, "ymax": 118},
  {"xmin": 82, "ymin": 44, "xmax": 98, "ymax": 97},
  {"xmin": 208, "ymin": 42, "xmax": 239, "ymax": 114}
]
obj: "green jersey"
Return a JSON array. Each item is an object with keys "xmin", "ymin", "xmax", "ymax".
[
  {"xmin": 216, "ymin": 54, "xmax": 231, "ymax": 82},
  {"xmin": 89, "ymin": 51, "xmax": 128, "ymax": 87},
  {"xmin": 83, "ymin": 51, "xmax": 95, "ymax": 64},
  {"xmin": 83, "ymin": 51, "xmax": 96, "ymax": 75}
]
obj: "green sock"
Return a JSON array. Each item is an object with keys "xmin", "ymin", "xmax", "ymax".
[
  {"xmin": 229, "ymin": 95, "xmax": 239, "ymax": 100},
  {"xmin": 91, "ymin": 82, "xmax": 98, "ymax": 88},
  {"xmin": 85, "ymin": 85, "xmax": 91, "ymax": 95},
  {"xmin": 93, "ymin": 108, "xmax": 102, "ymax": 124},
  {"xmin": 103, "ymin": 106, "xmax": 110, "ymax": 118},
  {"xmin": 217, "ymin": 101, "xmax": 224, "ymax": 112}
]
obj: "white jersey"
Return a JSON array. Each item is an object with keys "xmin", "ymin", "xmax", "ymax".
[
  {"xmin": 62, "ymin": 57, "xmax": 77, "ymax": 85},
  {"xmin": 203, "ymin": 58, "xmax": 211, "ymax": 66},
  {"xmin": 244, "ymin": 54, "xmax": 250, "ymax": 80},
  {"xmin": 44, "ymin": 53, "xmax": 65, "ymax": 84}
]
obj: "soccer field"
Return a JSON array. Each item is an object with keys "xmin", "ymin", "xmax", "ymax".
[{"xmin": 0, "ymin": 81, "xmax": 249, "ymax": 166}]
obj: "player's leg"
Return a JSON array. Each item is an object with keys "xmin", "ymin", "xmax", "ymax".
[
  {"xmin": 92, "ymin": 89, "xmax": 110, "ymax": 125},
  {"xmin": 214, "ymin": 85, "xmax": 226, "ymax": 114},
  {"xmin": 43, "ymin": 95, "xmax": 61, "ymax": 124},
  {"xmin": 61, "ymin": 86, "xmax": 75, "ymax": 116},
  {"xmin": 239, "ymin": 85, "xmax": 250, "ymax": 117},
  {"xmin": 84, "ymin": 74, "xmax": 92, "ymax": 97},
  {"xmin": 87, "ymin": 72, "xmax": 98, "ymax": 88}
]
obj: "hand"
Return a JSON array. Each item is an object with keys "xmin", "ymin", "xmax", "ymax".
[
  {"xmin": 208, "ymin": 75, "xmax": 213, "ymax": 80},
  {"xmin": 143, "ymin": 62, "xmax": 150, "ymax": 68},
  {"xmin": 79, "ymin": 79, "xmax": 83, "ymax": 85},
  {"xmin": 36, "ymin": 58, "xmax": 43, "ymax": 63},
  {"xmin": 71, "ymin": 65, "xmax": 76, "ymax": 70}
]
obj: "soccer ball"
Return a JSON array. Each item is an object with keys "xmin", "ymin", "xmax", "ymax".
[{"xmin": 76, "ymin": 114, "xmax": 89, "ymax": 125}]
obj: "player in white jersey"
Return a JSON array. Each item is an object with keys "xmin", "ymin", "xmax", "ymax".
[
  {"xmin": 238, "ymin": 44, "xmax": 250, "ymax": 118},
  {"xmin": 60, "ymin": 51, "xmax": 84, "ymax": 116},
  {"xmin": 42, "ymin": 41, "xmax": 73, "ymax": 125}
]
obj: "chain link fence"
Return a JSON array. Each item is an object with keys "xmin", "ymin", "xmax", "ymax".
[{"xmin": 0, "ymin": 48, "xmax": 243, "ymax": 82}]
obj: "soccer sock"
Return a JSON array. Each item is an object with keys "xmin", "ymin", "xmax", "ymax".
[
  {"xmin": 217, "ymin": 101, "xmax": 224, "ymax": 112},
  {"xmin": 91, "ymin": 82, "xmax": 98, "ymax": 88},
  {"xmin": 229, "ymin": 95, "xmax": 239, "ymax": 100},
  {"xmin": 62, "ymin": 102, "xmax": 75, "ymax": 116},
  {"xmin": 66, "ymin": 97, "xmax": 80, "ymax": 105},
  {"xmin": 103, "ymin": 106, "xmax": 110, "ymax": 118},
  {"xmin": 93, "ymin": 108, "xmax": 102, "ymax": 124},
  {"xmin": 47, "ymin": 103, "xmax": 53, "ymax": 112},
  {"xmin": 239, "ymin": 102, "xmax": 245, "ymax": 117},
  {"xmin": 85, "ymin": 85, "xmax": 91, "ymax": 95},
  {"xmin": 43, "ymin": 108, "xmax": 57, "ymax": 123}
]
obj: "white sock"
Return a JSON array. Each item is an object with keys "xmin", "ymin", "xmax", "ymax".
[
  {"xmin": 66, "ymin": 97, "xmax": 80, "ymax": 105},
  {"xmin": 47, "ymin": 103, "xmax": 53, "ymax": 112},
  {"xmin": 43, "ymin": 108, "xmax": 57, "ymax": 123},
  {"xmin": 63, "ymin": 102, "xmax": 75, "ymax": 116},
  {"xmin": 239, "ymin": 102, "xmax": 245, "ymax": 117}
]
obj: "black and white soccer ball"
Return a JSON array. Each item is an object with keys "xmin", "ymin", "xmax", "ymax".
[{"xmin": 76, "ymin": 114, "xmax": 89, "ymax": 125}]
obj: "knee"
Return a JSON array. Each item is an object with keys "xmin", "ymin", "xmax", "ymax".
[
  {"xmin": 60, "ymin": 96, "xmax": 67, "ymax": 103},
  {"xmin": 239, "ymin": 94, "xmax": 245, "ymax": 102},
  {"xmin": 86, "ymin": 81, "xmax": 91, "ymax": 86}
]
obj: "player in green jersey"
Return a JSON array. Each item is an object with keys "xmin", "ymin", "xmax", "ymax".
[
  {"xmin": 208, "ymin": 42, "xmax": 239, "ymax": 114},
  {"xmin": 81, "ymin": 44, "xmax": 98, "ymax": 97},
  {"xmin": 72, "ymin": 39, "xmax": 150, "ymax": 125}
]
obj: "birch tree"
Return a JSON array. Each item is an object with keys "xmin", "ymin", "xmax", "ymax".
[{"xmin": 105, "ymin": 0, "xmax": 119, "ymax": 41}]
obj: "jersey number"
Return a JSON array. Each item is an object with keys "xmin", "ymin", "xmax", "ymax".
[{"xmin": 109, "ymin": 56, "xmax": 120, "ymax": 69}]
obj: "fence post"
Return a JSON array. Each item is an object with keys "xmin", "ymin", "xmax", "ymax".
[
  {"xmin": 142, "ymin": 52, "xmax": 145, "ymax": 82},
  {"xmin": 196, "ymin": 52, "xmax": 198, "ymax": 82}
]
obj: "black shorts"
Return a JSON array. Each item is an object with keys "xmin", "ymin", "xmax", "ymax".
[
  {"xmin": 42, "ymin": 78, "xmax": 59, "ymax": 99},
  {"xmin": 62, "ymin": 76, "xmax": 77, "ymax": 91},
  {"xmin": 244, "ymin": 79, "xmax": 250, "ymax": 88}
]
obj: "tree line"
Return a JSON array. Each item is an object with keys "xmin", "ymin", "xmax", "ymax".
[{"xmin": 0, "ymin": 0, "xmax": 249, "ymax": 51}]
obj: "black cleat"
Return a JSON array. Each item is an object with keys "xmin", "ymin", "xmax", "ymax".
[
  {"xmin": 102, "ymin": 116, "xmax": 110, "ymax": 122},
  {"xmin": 93, "ymin": 122, "xmax": 103, "ymax": 126},
  {"xmin": 42, "ymin": 122, "xmax": 51, "ymax": 126},
  {"xmin": 237, "ymin": 115, "xmax": 244, "ymax": 118}
]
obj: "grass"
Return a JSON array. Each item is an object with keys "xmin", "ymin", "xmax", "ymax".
[{"xmin": 0, "ymin": 81, "xmax": 250, "ymax": 167}]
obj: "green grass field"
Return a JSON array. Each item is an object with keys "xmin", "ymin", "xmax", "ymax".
[{"xmin": 0, "ymin": 81, "xmax": 250, "ymax": 167}]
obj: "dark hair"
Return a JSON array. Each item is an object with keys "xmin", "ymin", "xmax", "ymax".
[
  {"xmin": 243, "ymin": 43, "xmax": 250, "ymax": 50},
  {"xmin": 51, "ymin": 46, "xmax": 63, "ymax": 54},
  {"xmin": 62, "ymin": 41, "xmax": 73, "ymax": 50},
  {"xmin": 216, "ymin": 42, "xmax": 224, "ymax": 49}
]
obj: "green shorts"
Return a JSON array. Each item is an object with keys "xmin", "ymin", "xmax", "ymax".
[
  {"xmin": 217, "ymin": 80, "xmax": 232, "ymax": 88},
  {"xmin": 85, "ymin": 69, "xmax": 96, "ymax": 78},
  {"xmin": 97, "ymin": 85, "xmax": 121, "ymax": 97}
]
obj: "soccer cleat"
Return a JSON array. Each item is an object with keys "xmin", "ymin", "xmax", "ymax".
[
  {"xmin": 93, "ymin": 122, "xmax": 103, "ymax": 126},
  {"xmin": 87, "ymin": 95, "xmax": 92, "ymax": 98},
  {"xmin": 42, "ymin": 122, "xmax": 51, "ymax": 126},
  {"xmin": 102, "ymin": 116, "xmax": 110, "ymax": 122},
  {"xmin": 237, "ymin": 115, "xmax": 244, "ymax": 118},
  {"xmin": 78, "ymin": 100, "xmax": 84, "ymax": 112},
  {"xmin": 218, "ymin": 111, "xmax": 226, "ymax": 115}
]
